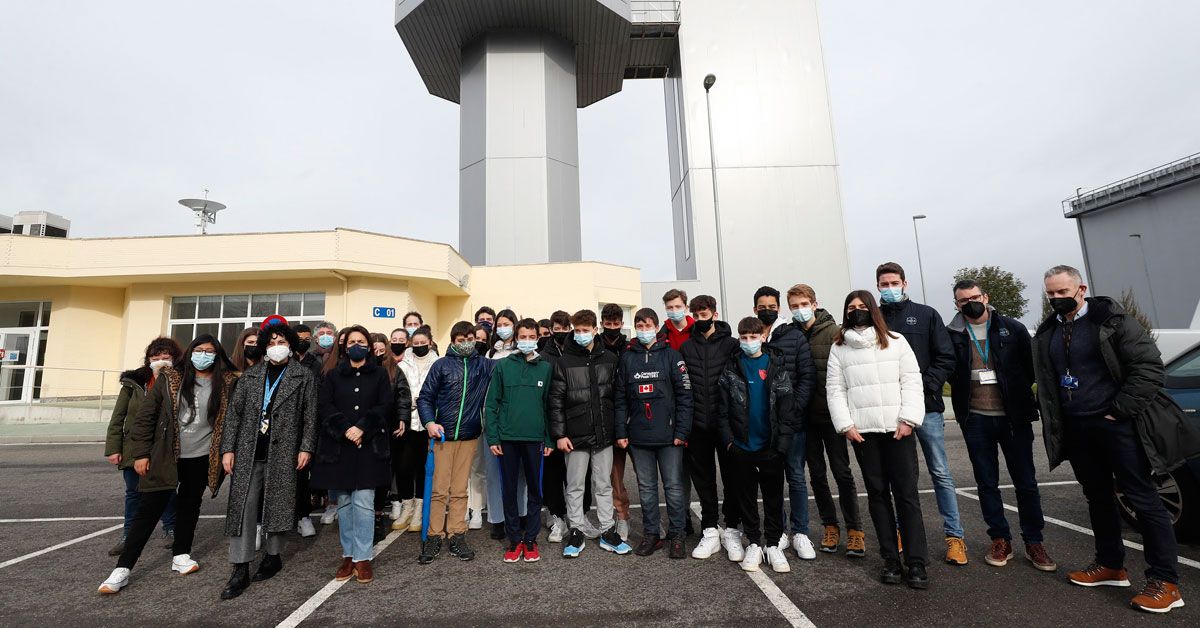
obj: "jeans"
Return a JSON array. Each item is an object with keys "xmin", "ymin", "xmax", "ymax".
[
  {"xmin": 628, "ymin": 444, "xmax": 686, "ymax": 537},
  {"xmin": 853, "ymin": 433, "xmax": 928, "ymax": 567},
  {"xmin": 1066, "ymin": 414, "xmax": 1179, "ymax": 584},
  {"xmin": 330, "ymin": 488, "xmax": 376, "ymax": 562},
  {"xmin": 728, "ymin": 445, "xmax": 785, "ymax": 546},
  {"xmin": 565, "ymin": 446, "xmax": 614, "ymax": 532},
  {"xmin": 684, "ymin": 426, "xmax": 740, "ymax": 530},
  {"xmin": 117, "ymin": 456, "xmax": 206, "ymax": 569},
  {"xmin": 806, "ymin": 422, "xmax": 861, "ymax": 530},
  {"xmin": 785, "ymin": 430, "xmax": 810, "ymax": 535},
  {"xmin": 961, "ymin": 413, "xmax": 1044, "ymax": 543},
  {"xmin": 915, "ymin": 411, "xmax": 964, "ymax": 538},
  {"xmin": 498, "ymin": 441, "xmax": 544, "ymax": 543},
  {"xmin": 121, "ymin": 466, "xmax": 176, "ymax": 538}
]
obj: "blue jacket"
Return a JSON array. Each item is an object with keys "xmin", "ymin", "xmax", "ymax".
[
  {"xmin": 614, "ymin": 340, "xmax": 694, "ymax": 446},
  {"xmin": 881, "ymin": 297, "xmax": 956, "ymax": 413},
  {"xmin": 416, "ymin": 349, "xmax": 495, "ymax": 441}
]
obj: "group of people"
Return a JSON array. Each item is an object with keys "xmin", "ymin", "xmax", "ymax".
[{"xmin": 99, "ymin": 261, "xmax": 1197, "ymax": 615}]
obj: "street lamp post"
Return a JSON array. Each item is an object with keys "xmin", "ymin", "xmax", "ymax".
[
  {"xmin": 912, "ymin": 214, "xmax": 928, "ymax": 303},
  {"xmin": 1129, "ymin": 233, "xmax": 1161, "ymax": 328},
  {"xmin": 703, "ymin": 73, "xmax": 728, "ymax": 314}
]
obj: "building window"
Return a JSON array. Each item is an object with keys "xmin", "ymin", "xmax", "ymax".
[
  {"xmin": 0, "ymin": 300, "xmax": 51, "ymax": 401},
  {"xmin": 167, "ymin": 292, "xmax": 326, "ymax": 350}
]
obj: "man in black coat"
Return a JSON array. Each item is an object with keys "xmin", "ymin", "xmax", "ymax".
[
  {"xmin": 947, "ymin": 279, "xmax": 1055, "ymax": 572},
  {"xmin": 678, "ymin": 295, "xmax": 741, "ymax": 559},
  {"xmin": 1036, "ymin": 265, "xmax": 1198, "ymax": 613}
]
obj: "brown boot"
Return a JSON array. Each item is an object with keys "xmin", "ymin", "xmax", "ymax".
[
  {"xmin": 819, "ymin": 525, "xmax": 840, "ymax": 553},
  {"xmin": 846, "ymin": 529, "xmax": 866, "ymax": 558},
  {"xmin": 1025, "ymin": 543, "xmax": 1057, "ymax": 572},
  {"xmin": 1131, "ymin": 580, "xmax": 1184, "ymax": 613},
  {"xmin": 354, "ymin": 560, "xmax": 374, "ymax": 584},
  {"xmin": 984, "ymin": 538, "xmax": 1013, "ymax": 567},
  {"xmin": 945, "ymin": 536, "xmax": 968, "ymax": 566},
  {"xmin": 1068, "ymin": 562, "xmax": 1130, "ymax": 587},
  {"xmin": 334, "ymin": 557, "xmax": 355, "ymax": 582}
]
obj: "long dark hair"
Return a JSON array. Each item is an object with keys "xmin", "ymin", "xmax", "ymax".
[
  {"xmin": 487, "ymin": 308, "xmax": 519, "ymax": 358},
  {"xmin": 229, "ymin": 327, "xmax": 258, "ymax": 373},
  {"xmin": 178, "ymin": 334, "xmax": 234, "ymax": 426},
  {"xmin": 834, "ymin": 290, "xmax": 897, "ymax": 349},
  {"xmin": 322, "ymin": 327, "xmax": 350, "ymax": 375}
]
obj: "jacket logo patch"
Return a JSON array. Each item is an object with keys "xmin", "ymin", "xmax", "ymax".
[
  {"xmin": 906, "ymin": 316, "xmax": 918, "ymax": 326},
  {"xmin": 633, "ymin": 371, "xmax": 660, "ymax": 380},
  {"xmin": 537, "ymin": 381, "xmax": 544, "ymax": 387},
  {"xmin": 638, "ymin": 384, "xmax": 655, "ymax": 394},
  {"xmin": 758, "ymin": 369, "xmax": 768, "ymax": 381},
  {"xmin": 677, "ymin": 361, "xmax": 688, "ymax": 373},
  {"xmin": 999, "ymin": 328, "xmax": 1010, "ymax": 337}
]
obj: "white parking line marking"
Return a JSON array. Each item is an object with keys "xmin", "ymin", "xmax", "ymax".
[
  {"xmin": 0, "ymin": 515, "xmax": 224, "ymax": 524},
  {"xmin": 691, "ymin": 504, "xmax": 816, "ymax": 628},
  {"xmin": 0, "ymin": 524, "xmax": 123, "ymax": 569},
  {"xmin": 276, "ymin": 529, "xmax": 403, "ymax": 628},
  {"xmin": 954, "ymin": 489, "xmax": 1200, "ymax": 570}
]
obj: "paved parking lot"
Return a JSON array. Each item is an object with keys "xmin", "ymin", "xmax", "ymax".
[{"xmin": 0, "ymin": 426, "xmax": 1195, "ymax": 626}]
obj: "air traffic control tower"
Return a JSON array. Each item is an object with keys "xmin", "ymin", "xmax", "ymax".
[{"xmin": 395, "ymin": 0, "xmax": 852, "ymax": 311}]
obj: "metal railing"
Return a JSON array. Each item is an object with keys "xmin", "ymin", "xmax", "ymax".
[
  {"xmin": 1063, "ymin": 151, "xmax": 1200, "ymax": 216},
  {"xmin": 630, "ymin": 1, "xmax": 681, "ymax": 23},
  {"xmin": 0, "ymin": 365, "xmax": 125, "ymax": 424}
]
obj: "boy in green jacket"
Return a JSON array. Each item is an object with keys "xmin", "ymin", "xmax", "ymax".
[{"xmin": 484, "ymin": 318, "xmax": 554, "ymax": 563}]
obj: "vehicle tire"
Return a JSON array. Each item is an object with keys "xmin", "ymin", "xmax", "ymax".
[{"xmin": 1115, "ymin": 468, "xmax": 1198, "ymax": 541}]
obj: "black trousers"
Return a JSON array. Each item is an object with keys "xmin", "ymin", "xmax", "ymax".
[
  {"xmin": 728, "ymin": 445, "xmax": 785, "ymax": 546},
  {"xmin": 117, "ymin": 456, "xmax": 208, "ymax": 569},
  {"xmin": 852, "ymin": 433, "xmax": 928, "ymax": 566},
  {"xmin": 807, "ymin": 422, "xmax": 862, "ymax": 530},
  {"xmin": 1066, "ymin": 414, "xmax": 1179, "ymax": 583},
  {"xmin": 393, "ymin": 428, "xmax": 428, "ymax": 500},
  {"xmin": 542, "ymin": 449, "xmax": 590, "ymax": 518},
  {"xmin": 685, "ymin": 426, "xmax": 740, "ymax": 530},
  {"xmin": 295, "ymin": 467, "xmax": 312, "ymax": 520}
]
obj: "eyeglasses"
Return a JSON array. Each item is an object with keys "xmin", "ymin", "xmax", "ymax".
[{"xmin": 954, "ymin": 295, "xmax": 984, "ymax": 306}]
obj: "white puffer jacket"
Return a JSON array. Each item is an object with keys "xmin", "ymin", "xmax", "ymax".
[
  {"xmin": 827, "ymin": 326, "xmax": 924, "ymax": 434},
  {"xmin": 398, "ymin": 350, "xmax": 439, "ymax": 431}
]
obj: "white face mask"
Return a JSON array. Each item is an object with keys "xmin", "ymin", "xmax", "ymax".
[
  {"xmin": 266, "ymin": 345, "xmax": 291, "ymax": 363},
  {"xmin": 149, "ymin": 359, "xmax": 171, "ymax": 372}
]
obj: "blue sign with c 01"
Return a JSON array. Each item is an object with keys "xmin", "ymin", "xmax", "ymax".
[{"xmin": 372, "ymin": 307, "xmax": 396, "ymax": 319}]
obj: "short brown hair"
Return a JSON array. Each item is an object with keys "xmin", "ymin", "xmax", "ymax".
[
  {"xmin": 787, "ymin": 284, "xmax": 817, "ymax": 302},
  {"xmin": 634, "ymin": 307, "xmax": 659, "ymax": 327},
  {"xmin": 876, "ymin": 262, "xmax": 906, "ymax": 281},
  {"xmin": 600, "ymin": 303, "xmax": 624, "ymax": 322},
  {"xmin": 449, "ymin": 321, "xmax": 474, "ymax": 342},
  {"xmin": 550, "ymin": 310, "xmax": 571, "ymax": 329},
  {"xmin": 662, "ymin": 288, "xmax": 688, "ymax": 306},
  {"xmin": 570, "ymin": 309, "xmax": 597, "ymax": 328},
  {"xmin": 737, "ymin": 316, "xmax": 765, "ymax": 335},
  {"xmin": 515, "ymin": 318, "xmax": 540, "ymax": 335},
  {"xmin": 689, "ymin": 294, "xmax": 717, "ymax": 313}
]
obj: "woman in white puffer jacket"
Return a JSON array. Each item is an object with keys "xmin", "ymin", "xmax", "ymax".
[{"xmin": 826, "ymin": 290, "xmax": 930, "ymax": 589}]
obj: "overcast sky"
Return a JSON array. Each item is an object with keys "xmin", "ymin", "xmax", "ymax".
[{"xmin": 3, "ymin": 1, "xmax": 1199, "ymax": 323}]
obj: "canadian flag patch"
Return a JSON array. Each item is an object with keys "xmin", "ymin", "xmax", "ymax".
[{"xmin": 639, "ymin": 383, "xmax": 655, "ymax": 394}]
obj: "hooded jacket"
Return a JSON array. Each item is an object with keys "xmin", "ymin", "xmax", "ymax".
[
  {"xmin": 658, "ymin": 316, "xmax": 695, "ymax": 351},
  {"xmin": 826, "ymin": 327, "xmax": 925, "ymax": 434},
  {"xmin": 416, "ymin": 347, "xmax": 495, "ymax": 441},
  {"xmin": 947, "ymin": 305, "xmax": 1037, "ymax": 423},
  {"xmin": 766, "ymin": 321, "xmax": 817, "ymax": 429},
  {"xmin": 714, "ymin": 346, "xmax": 796, "ymax": 456},
  {"xmin": 614, "ymin": 339, "xmax": 694, "ymax": 446},
  {"xmin": 548, "ymin": 340, "xmax": 619, "ymax": 448},
  {"xmin": 105, "ymin": 366, "xmax": 154, "ymax": 470},
  {"xmin": 880, "ymin": 297, "xmax": 956, "ymax": 413},
  {"xmin": 798, "ymin": 309, "xmax": 839, "ymax": 427},
  {"xmin": 679, "ymin": 320, "xmax": 740, "ymax": 433},
  {"xmin": 485, "ymin": 351, "xmax": 554, "ymax": 446}
]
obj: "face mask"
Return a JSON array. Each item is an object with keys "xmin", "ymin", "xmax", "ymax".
[
  {"xmin": 846, "ymin": 309, "xmax": 872, "ymax": 328},
  {"xmin": 740, "ymin": 339, "xmax": 762, "ymax": 356},
  {"xmin": 454, "ymin": 341, "xmax": 477, "ymax": 356},
  {"xmin": 390, "ymin": 342, "xmax": 406, "ymax": 356},
  {"xmin": 552, "ymin": 331, "xmax": 569, "ymax": 345},
  {"xmin": 537, "ymin": 336, "xmax": 550, "ymax": 351},
  {"xmin": 242, "ymin": 344, "xmax": 263, "ymax": 361},
  {"xmin": 495, "ymin": 325, "xmax": 513, "ymax": 340},
  {"xmin": 478, "ymin": 320, "xmax": 493, "ymax": 332},
  {"xmin": 602, "ymin": 328, "xmax": 623, "ymax": 341},
  {"xmin": 405, "ymin": 325, "xmax": 419, "ymax": 336},
  {"xmin": 317, "ymin": 334, "xmax": 335, "ymax": 349},
  {"xmin": 517, "ymin": 339, "xmax": 538, "ymax": 354},
  {"xmin": 346, "ymin": 344, "xmax": 370, "ymax": 362},
  {"xmin": 792, "ymin": 308, "xmax": 814, "ymax": 324},
  {"xmin": 296, "ymin": 339, "xmax": 311, "ymax": 354},
  {"xmin": 574, "ymin": 331, "xmax": 594, "ymax": 347},
  {"xmin": 266, "ymin": 344, "xmax": 291, "ymax": 363},
  {"xmin": 190, "ymin": 352, "xmax": 215, "ymax": 371},
  {"xmin": 149, "ymin": 359, "xmax": 172, "ymax": 372},
  {"xmin": 475, "ymin": 341, "xmax": 489, "ymax": 355},
  {"xmin": 636, "ymin": 329, "xmax": 657, "ymax": 345},
  {"xmin": 1050, "ymin": 294, "xmax": 1080, "ymax": 316},
  {"xmin": 757, "ymin": 309, "xmax": 779, "ymax": 326},
  {"xmin": 961, "ymin": 301, "xmax": 986, "ymax": 319},
  {"xmin": 412, "ymin": 345, "xmax": 431, "ymax": 358},
  {"xmin": 879, "ymin": 287, "xmax": 904, "ymax": 304},
  {"xmin": 666, "ymin": 309, "xmax": 686, "ymax": 323},
  {"xmin": 693, "ymin": 319, "xmax": 714, "ymax": 335}
]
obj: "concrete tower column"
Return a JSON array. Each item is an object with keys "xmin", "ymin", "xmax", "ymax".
[{"xmin": 458, "ymin": 33, "xmax": 581, "ymax": 266}]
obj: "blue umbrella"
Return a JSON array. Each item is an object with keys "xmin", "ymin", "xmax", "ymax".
[{"xmin": 420, "ymin": 431, "xmax": 445, "ymax": 542}]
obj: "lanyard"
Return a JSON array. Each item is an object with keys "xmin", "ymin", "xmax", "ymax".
[
  {"xmin": 966, "ymin": 319, "xmax": 990, "ymax": 365},
  {"xmin": 262, "ymin": 367, "xmax": 286, "ymax": 414}
]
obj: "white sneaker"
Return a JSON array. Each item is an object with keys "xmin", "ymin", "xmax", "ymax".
[
  {"xmin": 740, "ymin": 544, "xmax": 764, "ymax": 572},
  {"xmin": 171, "ymin": 553, "xmax": 199, "ymax": 575},
  {"xmin": 468, "ymin": 510, "xmax": 483, "ymax": 530},
  {"xmin": 615, "ymin": 519, "xmax": 630, "ymax": 541},
  {"xmin": 792, "ymin": 533, "xmax": 816, "ymax": 560},
  {"xmin": 320, "ymin": 504, "xmax": 337, "ymax": 525},
  {"xmin": 548, "ymin": 516, "xmax": 567, "ymax": 543},
  {"xmin": 98, "ymin": 567, "xmax": 130, "ymax": 594},
  {"xmin": 297, "ymin": 516, "xmax": 316, "ymax": 538},
  {"xmin": 765, "ymin": 545, "xmax": 791, "ymax": 573},
  {"xmin": 390, "ymin": 500, "xmax": 402, "ymax": 520},
  {"xmin": 255, "ymin": 524, "xmax": 262, "ymax": 552},
  {"xmin": 776, "ymin": 533, "xmax": 789, "ymax": 552},
  {"xmin": 722, "ymin": 527, "xmax": 745, "ymax": 562},
  {"xmin": 577, "ymin": 520, "xmax": 602, "ymax": 540},
  {"xmin": 692, "ymin": 527, "xmax": 722, "ymax": 559}
]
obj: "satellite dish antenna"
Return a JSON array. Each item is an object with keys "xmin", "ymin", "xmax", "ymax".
[{"xmin": 178, "ymin": 189, "xmax": 226, "ymax": 235}]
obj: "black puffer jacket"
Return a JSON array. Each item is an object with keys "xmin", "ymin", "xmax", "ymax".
[
  {"xmin": 881, "ymin": 298, "xmax": 956, "ymax": 413},
  {"xmin": 715, "ymin": 346, "xmax": 797, "ymax": 456},
  {"xmin": 679, "ymin": 320, "xmax": 739, "ymax": 433},
  {"xmin": 766, "ymin": 322, "xmax": 816, "ymax": 429},
  {"xmin": 390, "ymin": 368, "xmax": 412, "ymax": 434},
  {"xmin": 548, "ymin": 340, "xmax": 619, "ymax": 449},
  {"xmin": 799, "ymin": 310, "xmax": 838, "ymax": 427},
  {"xmin": 614, "ymin": 340, "xmax": 694, "ymax": 446}
]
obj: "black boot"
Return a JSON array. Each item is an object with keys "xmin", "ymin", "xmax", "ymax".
[
  {"xmin": 490, "ymin": 522, "xmax": 506, "ymax": 540},
  {"xmin": 906, "ymin": 563, "xmax": 929, "ymax": 590},
  {"xmin": 251, "ymin": 554, "xmax": 282, "ymax": 582},
  {"xmin": 220, "ymin": 563, "xmax": 251, "ymax": 600},
  {"xmin": 880, "ymin": 559, "xmax": 903, "ymax": 585}
]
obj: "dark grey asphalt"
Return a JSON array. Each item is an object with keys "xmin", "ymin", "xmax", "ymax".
[{"xmin": 0, "ymin": 425, "xmax": 1195, "ymax": 626}]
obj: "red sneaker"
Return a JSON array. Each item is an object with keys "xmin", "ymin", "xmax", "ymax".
[
  {"xmin": 503, "ymin": 542, "xmax": 524, "ymax": 563},
  {"xmin": 523, "ymin": 541, "xmax": 541, "ymax": 562}
]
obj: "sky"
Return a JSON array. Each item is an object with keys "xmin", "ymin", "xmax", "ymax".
[{"xmin": 3, "ymin": 1, "xmax": 1199, "ymax": 324}]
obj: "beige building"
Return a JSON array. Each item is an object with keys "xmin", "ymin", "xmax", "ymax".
[{"xmin": 0, "ymin": 228, "xmax": 641, "ymax": 416}]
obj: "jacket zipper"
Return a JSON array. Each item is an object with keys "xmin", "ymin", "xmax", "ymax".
[{"xmin": 454, "ymin": 357, "xmax": 468, "ymax": 440}]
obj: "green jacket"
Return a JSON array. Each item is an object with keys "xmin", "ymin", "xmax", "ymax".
[
  {"xmin": 483, "ymin": 352, "xmax": 553, "ymax": 447},
  {"xmin": 104, "ymin": 368, "xmax": 153, "ymax": 470}
]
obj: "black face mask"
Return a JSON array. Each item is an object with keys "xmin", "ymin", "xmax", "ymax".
[
  {"xmin": 478, "ymin": 320, "xmax": 493, "ymax": 333},
  {"xmin": 846, "ymin": 309, "xmax": 872, "ymax": 328},
  {"xmin": 1050, "ymin": 294, "xmax": 1080, "ymax": 316},
  {"xmin": 412, "ymin": 345, "xmax": 431, "ymax": 358},
  {"xmin": 601, "ymin": 328, "xmax": 623, "ymax": 342},
  {"xmin": 475, "ymin": 341, "xmax": 489, "ymax": 355},
  {"xmin": 757, "ymin": 310, "xmax": 779, "ymax": 326},
  {"xmin": 243, "ymin": 345, "xmax": 262, "ymax": 361},
  {"xmin": 693, "ymin": 319, "xmax": 714, "ymax": 335},
  {"xmin": 552, "ymin": 331, "xmax": 569, "ymax": 346},
  {"xmin": 537, "ymin": 336, "xmax": 550, "ymax": 351},
  {"xmin": 295, "ymin": 339, "xmax": 311, "ymax": 354},
  {"xmin": 961, "ymin": 301, "xmax": 986, "ymax": 320},
  {"xmin": 390, "ymin": 342, "xmax": 406, "ymax": 356}
]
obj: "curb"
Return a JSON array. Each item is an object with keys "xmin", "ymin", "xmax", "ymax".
[{"xmin": 0, "ymin": 436, "xmax": 104, "ymax": 445}]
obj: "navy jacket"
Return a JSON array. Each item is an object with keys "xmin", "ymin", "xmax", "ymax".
[
  {"xmin": 715, "ymin": 346, "xmax": 797, "ymax": 456},
  {"xmin": 881, "ymin": 298, "xmax": 956, "ymax": 413},
  {"xmin": 946, "ymin": 307, "xmax": 1038, "ymax": 423},
  {"xmin": 614, "ymin": 340, "xmax": 694, "ymax": 446},
  {"xmin": 416, "ymin": 348, "xmax": 495, "ymax": 441},
  {"xmin": 766, "ymin": 322, "xmax": 816, "ymax": 429}
]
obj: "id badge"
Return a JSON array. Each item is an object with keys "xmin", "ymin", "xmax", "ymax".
[
  {"xmin": 976, "ymin": 369, "xmax": 998, "ymax": 385},
  {"xmin": 1060, "ymin": 374, "xmax": 1080, "ymax": 390}
]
